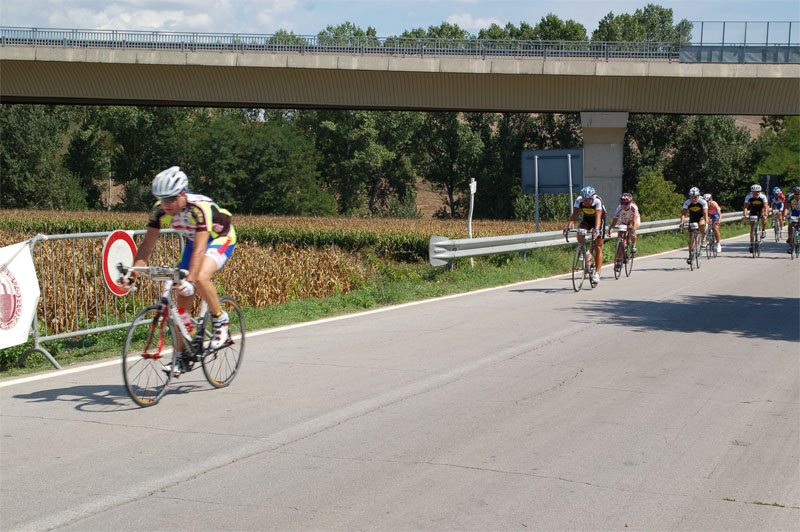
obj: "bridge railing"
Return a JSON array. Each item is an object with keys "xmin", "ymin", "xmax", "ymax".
[{"xmin": 0, "ymin": 26, "xmax": 680, "ymax": 62}]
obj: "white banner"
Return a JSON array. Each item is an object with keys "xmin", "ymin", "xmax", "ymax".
[{"xmin": 0, "ymin": 241, "xmax": 40, "ymax": 350}]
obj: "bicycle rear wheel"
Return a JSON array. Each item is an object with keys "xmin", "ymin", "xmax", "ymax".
[
  {"xmin": 202, "ymin": 296, "xmax": 245, "ymax": 388},
  {"xmin": 572, "ymin": 246, "xmax": 587, "ymax": 292},
  {"xmin": 624, "ymin": 238, "xmax": 634, "ymax": 277},
  {"xmin": 122, "ymin": 305, "xmax": 176, "ymax": 407}
]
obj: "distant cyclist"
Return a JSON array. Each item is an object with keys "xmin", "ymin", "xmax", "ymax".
[
  {"xmin": 680, "ymin": 187, "xmax": 708, "ymax": 264},
  {"xmin": 784, "ymin": 185, "xmax": 800, "ymax": 253},
  {"xmin": 769, "ymin": 186, "xmax": 786, "ymax": 231},
  {"xmin": 607, "ymin": 192, "xmax": 640, "ymax": 255},
  {"xmin": 743, "ymin": 184, "xmax": 769, "ymax": 253},
  {"xmin": 704, "ymin": 193, "xmax": 723, "ymax": 253},
  {"xmin": 123, "ymin": 166, "xmax": 236, "ymax": 361},
  {"xmin": 564, "ymin": 185, "xmax": 606, "ymax": 284}
]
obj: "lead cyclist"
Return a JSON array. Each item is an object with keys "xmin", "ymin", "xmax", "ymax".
[{"xmin": 122, "ymin": 167, "xmax": 236, "ymax": 366}]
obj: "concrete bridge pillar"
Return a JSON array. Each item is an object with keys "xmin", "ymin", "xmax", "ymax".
[{"xmin": 580, "ymin": 112, "xmax": 629, "ymax": 208}]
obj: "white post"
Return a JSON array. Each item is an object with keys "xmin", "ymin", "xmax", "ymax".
[
  {"xmin": 534, "ymin": 155, "xmax": 540, "ymax": 233},
  {"xmin": 108, "ymin": 170, "xmax": 112, "ymax": 211},
  {"xmin": 468, "ymin": 178, "xmax": 476, "ymax": 268}
]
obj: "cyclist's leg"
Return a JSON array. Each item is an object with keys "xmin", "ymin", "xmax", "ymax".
[
  {"xmin": 195, "ymin": 236, "xmax": 235, "ymax": 316},
  {"xmin": 173, "ymin": 241, "xmax": 195, "ymax": 353}
]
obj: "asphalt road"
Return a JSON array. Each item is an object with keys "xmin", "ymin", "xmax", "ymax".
[{"xmin": 2, "ymin": 234, "xmax": 798, "ymax": 532}]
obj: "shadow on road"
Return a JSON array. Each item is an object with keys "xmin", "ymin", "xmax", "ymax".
[
  {"xmin": 13, "ymin": 382, "xmax": 206, "ymax": 411},
  {"xmin": 575, "ymin": 294, "xmax": 799, "ymax": 343}
]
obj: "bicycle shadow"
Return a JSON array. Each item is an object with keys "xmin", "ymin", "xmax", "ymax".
[
  {"xmin": 573, "ymin": 294, "xmax": 799, "ymax": 343},
  {"xmin": 12, "ymin": 381, "xmax": 207, "ymax": 412}
]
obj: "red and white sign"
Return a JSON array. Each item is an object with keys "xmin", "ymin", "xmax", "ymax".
[
  {"xmin": 102, "ymin": 230, "xmax": 137, "ymax": 296},
  {"xmin": 0, "ymin": 241, "xmax": 40, "ymax": 350}
]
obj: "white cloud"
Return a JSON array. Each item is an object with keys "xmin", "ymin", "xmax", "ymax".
[{"xmin": 445, "ymin": 12, "xmax": 502, "ymax": 31}]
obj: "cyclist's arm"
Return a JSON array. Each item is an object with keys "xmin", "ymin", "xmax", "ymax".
[
  {"xmin": 186, "ymin": 230, "xmax": 210, "ymax": 283},
  {"xmin": 743, "ymin": 202, "xmax": 750, "ymax": 218},
  {"xmin": 680, "ymin": 208, "xmax": 687, "ymax": 225},
  {"xmin": 703, "ymin": 207, "xmax": 709, "ymax": 225},
  {"xmin": 127, "ymin": 227, "xmax": 160, "ymax": 283}
]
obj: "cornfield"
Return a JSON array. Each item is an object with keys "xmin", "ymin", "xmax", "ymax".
[{"xmin": 0, "ymin": 209, "xmax": 560, "ymax": 337}]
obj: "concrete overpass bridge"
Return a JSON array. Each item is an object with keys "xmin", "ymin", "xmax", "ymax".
[{"xmin": 1, "ymin": 26, "xmax": 798, "ymax": 201}]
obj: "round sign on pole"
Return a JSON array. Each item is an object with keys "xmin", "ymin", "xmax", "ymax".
[{"xmin": 102, "ymin": 230, "xmax": 137, "ymax": 296}]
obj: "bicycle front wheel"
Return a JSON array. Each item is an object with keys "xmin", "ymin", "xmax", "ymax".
[
  {"xmin": 572, "ymin": 246, "xmax": 587, "ymax": 292},
  {"xmin": 202, "ymin": 296, "xmax": 245, "ymax": 388},
  {"xmin": 122, "ymin": 305, "xmax": 176, "ymax": 407},
  {"xmin": 614, "ymin": 238, "xmax": 623, "ymax": 280},
  {"xmin": 694, "ymin": 234, "xmax": 702, "ymax": 269}
]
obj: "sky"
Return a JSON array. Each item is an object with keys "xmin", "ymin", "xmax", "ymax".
[{"xmin": 1, "ymin": 0, "xmax": 798, "ymax": 43}]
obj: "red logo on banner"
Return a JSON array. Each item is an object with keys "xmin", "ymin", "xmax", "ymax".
[{"xmin": 0, "ymin": 269, "xmax": 22, "ymax": 330}]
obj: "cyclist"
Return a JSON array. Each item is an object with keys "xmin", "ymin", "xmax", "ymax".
[
  {"xmin": 564, "ymin": 185, "xmax": 606, "ymax": 284},
  {"xmin": 123, "ymin": 166, "xmax": 236, "ymax": 363},
  {"xmin": 784, "ymin": 185, "xmax": 800, "ymax": 253},
  {"xmin": 679, "ymin": 187, "xmax": 708, "ymax": 264},
  {"xmin": 607, "ymin": 192, "xmax": 640, "ymax": 255},
  {"xmin": 743, "ymin": 184, "xmax": 769, "ymax": 253},
  {"xmin": 704, "ymin": 193, "xmax": 723, "ymax": 253},
  {"xmin": 769, "ymin": 186, "xmax": 786, "ymax": 233}
]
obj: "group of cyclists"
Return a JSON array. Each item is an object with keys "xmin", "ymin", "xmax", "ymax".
[
  {"xmin": 563, "ymin": 182, "xmax": 800, "ymax": 282},
  {"xmin": 123, "ymin": 167, "xmax": 800, "ymax": 343},
  {"xmin": 744, "ymin": 184, "xmax": 800, "ymax": 254}
]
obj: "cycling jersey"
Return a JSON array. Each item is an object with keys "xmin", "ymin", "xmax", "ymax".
[
  {"xmin": 745, "ymin": 192, "xmax": 768, "ymax": 214},
  {"xmin": 770, "ymin": 193, "xmax": 785, "ymax": 210},
  {"xmin": 707, "ymin": 200, "xmax": 721, "ymax": 223},
  {"xmin": 148, "ymin": 193, "xmax": 234, "ymax": 242},
  {"xmin": 682, "ymin": 197, "xmax": 708, "ymax": 223},
  {"xmin": 787, "ymin": 193, "xmax": 800, "ymax": 217},
  {"xmin": 148, "ymin": 192, "xmax": 237, "ymax": 273},
  {"xmin": 614, "ymin": 203, "xmax": 640, "ymax": 226},
  {"xmin": 573, "ymin": 195, "xmax": 605, "ymax": 223}
]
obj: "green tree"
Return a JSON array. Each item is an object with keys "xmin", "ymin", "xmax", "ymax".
[
  {"xmin": 177, "ymin": 110, "xmax": 335, "ymax": 215},
  {"xmin": 592, "ymin": 3, "xmax": 692, "ymax": 43},
  {"xmin": 623, "ymin": 114, "xmax": 687, "ymax": 192},
  {"xmin": 478, "ymin": 15, "xmax": 587, "ymax": 41},
  {"xmin": 634, "ymin": 167, "xmax": 684, "ymax": 220},
  {"xmin": 666, "ymin": 115, "xmax": 754, "ymax": 207},
  {"xmin": 756, "ymin": 115, "xmax": 800, "ymax": 188},
  {"xmin": 415, "ymin": 112, "xmax": 483, "ymax": 217},
  {"xmin": 0, "ymin": 105, "xmax": 86, "ymax": 209},
  {"xmin": 317, "ymin": 21, "xmax": 378, "ymax": 46}
]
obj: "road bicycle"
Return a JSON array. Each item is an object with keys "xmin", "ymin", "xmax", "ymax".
[
  {"xmin": 610, "ymin": 224, "xmax": 634, "ymax": 279},
  {"xmin": 566, "ymin": 228, "xmax": 598, "ymax": 292},
  {"xmin": 772, "ymin": 209, "xmax": 783, "ymax": 242},
  {"xmin": 705, "ymin": 220, "xmax": 717, "ymax": 259},
  {"xmin": 682, "ymin": 222, "xmax": 702, "ymax": 270},
  {"xmin": 118, "ymin": 265, "xmax": 245, "ymax": 407},
  {"xmin": 747, "ymin": 215, "xmax": 763, "ymax": 258},
  {"xmin": 789, "ymin": 216, "xmax": 800, "ymax": 260}
]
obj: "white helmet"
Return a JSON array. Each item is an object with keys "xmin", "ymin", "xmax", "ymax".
[
  {"xmin": 703, "ymin": 193, "xmax": 712, "ymax": 201},
  {"xmin": 152, "ymin": 166, "xmax": 188, "ymax": 199},
  {"xmin": 689, "ymin": 187, "xmax": 701, "ymax": 197},
  {"xmin": 750, "ymin": 184, "xmax": 762, "ymax": 192}
]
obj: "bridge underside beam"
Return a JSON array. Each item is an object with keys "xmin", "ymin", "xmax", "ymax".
[{"xmin": 1, "ymin": 49, "xmax": 799, "ymax": 115}]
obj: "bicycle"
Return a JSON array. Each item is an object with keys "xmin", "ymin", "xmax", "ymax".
[
  {"xmin": 706, "ymin": 221, "xmax": 717, "ymax": 259},
  {"xmin": 789, "ymin": 215, "xmax": 800, "ymax": 260},
  {"xmin": 610, "ymin": 224, "xmax": 634, "ymax": 279},
  {"xmin": 682, "ymin": 222, "xmax": 702, "ymax": 270},
  {"xmin": 747, "ymin": 215, "xmax": 763, "ymax": 258},
  {"xmin": 772, "ymin": 209, "xmax": 783, "ymax": 242},
  {"xmin": 566, "ymin": 228, "xmax": 598, "ymax": 292},
  {"xmin": 117, "ymin": 265, "xmax": 245, "ymax": 407}
]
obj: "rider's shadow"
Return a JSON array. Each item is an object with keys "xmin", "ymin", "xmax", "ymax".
[{"xmin": 12, "ymin": 383, "xmax": 205, "ymax": 412}]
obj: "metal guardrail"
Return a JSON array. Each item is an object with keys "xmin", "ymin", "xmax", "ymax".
[
  {"xmin": 0, "ymin": 26, "xmax": 681, "ymax": 61},
  {"xmin": 429, "ymin": 212, "xmax": 743, "ymax": 267},
  {"xmin": 17, "ymin": 229, "xmax": 184, "ymax": 369}
]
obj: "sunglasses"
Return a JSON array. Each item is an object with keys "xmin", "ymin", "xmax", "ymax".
[{"xmin": 162, "ymin": 196, "xmax": 180, "ymax": 204}]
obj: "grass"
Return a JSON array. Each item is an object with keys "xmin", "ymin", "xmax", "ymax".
[{"xmin": 1, "ymin": 223, "xmax": 751, "ymax": 379}]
